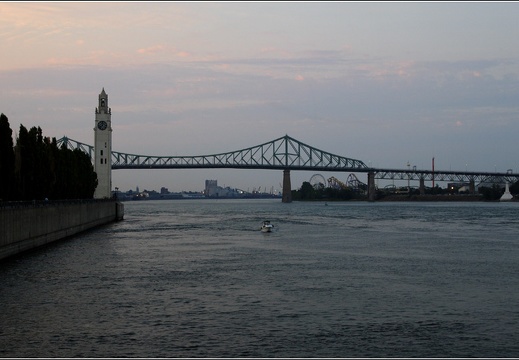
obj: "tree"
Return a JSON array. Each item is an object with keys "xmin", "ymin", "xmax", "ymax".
[
  {"xmin": 12, "ymin": 123, "xmax": 98, "ymax": 200},
  {"xmin": 73, "ymin": 148, "xmax": 97, "ymax": 198},
  {"xmin": 325, "ymin": 186, "xmax": 353, "ymax": 200},
  {"xmin": 299, "ymin": 181, "xmax": 316, "ymax": 200},
  {"xmin": 478, "ymin": 185, "xmax": 503, "ymax": 201},
  {"xmin": 0, "ymin": 113, "xmax": 15, "ymax": 201},
  {"xmin": 509, "ymin": 180, "xmax": 519, "ymax": 196},
  {"xmin": 15, "ymin": 124, "xmax": 34, "ymax": 200}
]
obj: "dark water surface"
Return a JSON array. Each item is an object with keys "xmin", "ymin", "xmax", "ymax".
[{"xmin": 2, "ymin": 199, "xmax": 519, "ymax": 357}]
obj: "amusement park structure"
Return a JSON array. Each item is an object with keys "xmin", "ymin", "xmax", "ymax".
[{"xmin": 310, "ymin": 173, "xmax": 367, "ymax": 193}]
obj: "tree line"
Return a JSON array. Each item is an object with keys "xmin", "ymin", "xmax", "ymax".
[
  {"xmin": 0, "ymin": 113, "xmax": 97, "ymax": 202},
  {"xmin": 291, "ymin": 181, "xmax": 357, "ymax": 201}
]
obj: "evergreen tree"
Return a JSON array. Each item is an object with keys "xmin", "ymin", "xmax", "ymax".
[
  {"xmin": 52, "ymin": 142, "xmax": 69, "ymax": 199},
  {"xmin": 74, "ymin": 148, "xmax": 97, "ymax": 198},
  {"xmin": 299, "ymin": 181, "xmax": 316, "ymax": 200},
  {"xmin": 47, "ymin": 137, "xmax": 60, "ymax": 198},
  {"xmin": 0, "ymin": 113, "xmax": 15, "ymax": 201},
  {"xmin": 33, "ymin": 127, "xmax": 50, "ymax": 199},
  {"xmin": 15, "ymin": 124, "xmax": 33, "ymax": 200},
  {"xmin": 13, "ymin": 123, "xmax": 98, "ymax": 200}
]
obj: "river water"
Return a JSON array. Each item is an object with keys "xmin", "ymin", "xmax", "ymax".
[{"xmin": 1, "ymin": 199, "xmax": 519, "ymax": 358}]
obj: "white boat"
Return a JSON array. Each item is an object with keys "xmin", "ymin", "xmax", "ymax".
[{"xmin": 261, "ymin": 220, "xmax": 274, "ymax": 233}]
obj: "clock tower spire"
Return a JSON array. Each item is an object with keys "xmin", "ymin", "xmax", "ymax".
[{"xmin": 93, "ymin": 88, "xmax": 112, "ymax": 199}]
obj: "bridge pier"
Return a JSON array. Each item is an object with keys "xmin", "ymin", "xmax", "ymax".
[
  {"xmin": 367, "ymin": 172, "xmax": 376, "ymax": 202},
  {"xmin": 470, "ymin": 179, "xmax": 475, "ymax": 194},
  {"xmin": 282, "ymin": 169, "xmax": 292, "ymax": 203},
  {"xmin": 419, "ymin": 178, "xmax": 425, "ymax": 195}
]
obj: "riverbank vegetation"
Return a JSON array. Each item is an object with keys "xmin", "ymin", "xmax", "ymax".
[
  {"xmin": 291, "ymin": 181, "xmax": 358, "ymax": 201},
  {"xmin": 0, "ymin": 113, "xmax": 97, "ymax": 201}
]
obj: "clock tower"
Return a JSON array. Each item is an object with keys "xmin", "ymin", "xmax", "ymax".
[{"xmin": 93, "ymin": 88, "xmax": 112, "ymax": 199}]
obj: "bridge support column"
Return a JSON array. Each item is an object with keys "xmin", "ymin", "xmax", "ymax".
[
  {"xmin": 282, "ymin": 169, "xmax": 292, "ymax": 203},
  {"xmin": 469, "ymin": 179, "xmax": 475, "ymax": 194},
  {"xmin": 419, "ymin": 178, "xmax": 425, "ymax": 195},
  {"xmin": 367, "ymin": 172, "xmax": 376, "ymax": 202}
]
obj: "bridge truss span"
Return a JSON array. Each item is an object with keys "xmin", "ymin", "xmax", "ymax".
[
  {"xmin": 59, "ymin": 135, "xmax": 368, "ymax": 171},
  {"xmin": 56, "ymin": 136, "xmax": 94, "ymax": 158},
  {"xmin": 373, "ymin": 168, "xmax": 519, "ymax": 184}
]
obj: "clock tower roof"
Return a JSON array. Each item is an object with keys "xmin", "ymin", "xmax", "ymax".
[
  {"xmin": 97, "ymin": 88, "xmax": 110, "ymax": 115},
  {"xmin": 99, "ymin": 88, "xmax": 108, "ymax": 101}
]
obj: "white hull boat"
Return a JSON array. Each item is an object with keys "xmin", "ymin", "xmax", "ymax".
[{"xmin": 261, "ymin": 220, "xmax": 274, "ymax": 233}]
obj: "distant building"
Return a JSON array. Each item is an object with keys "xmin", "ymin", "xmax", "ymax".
[
  {"xmin": 204, "ymin": 179, "xmax": 246, "ymax": 198},
  {"xmin": 205, "ymin": 180, "xmax": 218, "ymax": 196},
  {"xmin": 447, "ymin": 182, "xmax": 469, "ymax": 193}
]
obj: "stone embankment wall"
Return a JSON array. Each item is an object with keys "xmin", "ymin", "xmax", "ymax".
[{"xmin": 0, "ymin": 200, "xmax": 124, "ymax": 261}]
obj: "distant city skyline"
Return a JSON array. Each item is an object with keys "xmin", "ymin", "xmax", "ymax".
[{"xmin": 2, "ymin": 2, "xmax": 519, "ymax": 192}]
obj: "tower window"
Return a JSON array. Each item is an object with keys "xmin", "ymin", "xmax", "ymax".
[{"xmin": 100, "ymin": 150, "xmax": 104, "ymax": 156}]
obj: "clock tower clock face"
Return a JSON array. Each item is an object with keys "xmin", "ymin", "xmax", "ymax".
[{"xmin": 97, "ymin": 121, "xmax": 108, "ymax": 130}]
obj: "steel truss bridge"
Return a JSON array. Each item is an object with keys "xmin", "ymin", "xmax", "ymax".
[
  {"xmin": 57, "ymin": 135, "xmax": 368, "ymax": 171},
  {"xmin": 57, "ymin": 135, "xmax": 519, "ymax": 200},
  {"xmin": 372, "ymin": 168, "xmax": 519, "ymax": 185}
]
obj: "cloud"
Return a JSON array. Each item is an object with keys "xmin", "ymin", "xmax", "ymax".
[
  {"xmin": 176, "ymin": 51, "xmax": 191, "ymax": 58},
  {"xmin": 2, "ymin": 2, "xmax": 519, "ymax": 190},
  {"xmin": 137, "ymin": 45, "xmax": 166, "ymax": 55}
]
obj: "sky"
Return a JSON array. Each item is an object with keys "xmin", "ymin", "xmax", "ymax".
[{"xmin": 1, "ymin": 1, "xmax": 519, "ymax": 193}]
